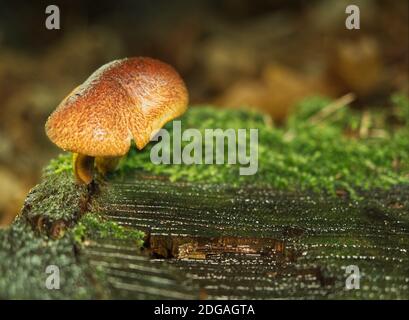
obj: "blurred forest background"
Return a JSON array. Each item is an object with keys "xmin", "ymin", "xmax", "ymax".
[{"xmin": 0, "ymin": 0, "xmax": 408, "ymax": 225}]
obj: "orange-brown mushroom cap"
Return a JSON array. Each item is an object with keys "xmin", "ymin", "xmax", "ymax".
[{"xmin": 45, "ymin": 57, "xmax": 188, "ymax": 157}]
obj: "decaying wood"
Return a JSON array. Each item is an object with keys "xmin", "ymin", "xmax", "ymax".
[{"xmin": 90, "ymin": 173, "xmax": 409, "ymax": 299}]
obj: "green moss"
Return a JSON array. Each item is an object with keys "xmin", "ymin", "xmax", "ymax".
[
  {"xmin": 43, "ymin": 153, "xmax": 72, "ymax": 176},
  {"xmin": 0, "ymin": 200, "xmax": 143, "ymax": 299},
  {"xmin": 0, "ymin": 220, "xmax": 107, "ymax": 299},
  {"xmin": 117, "ymin": 94, "xmax": 409, "ymax": 196},
  {"xmin": 22, "ymin": 170, "xmax": 88, "ymax": 223},
  {"xmin": 73, "ymin": 213, "xmax": 144, "ymax": 247}
]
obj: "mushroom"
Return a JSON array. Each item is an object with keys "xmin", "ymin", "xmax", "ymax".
[{"xmin": 45, "ymin": 57, "xmax": 188, "ymax": 184}]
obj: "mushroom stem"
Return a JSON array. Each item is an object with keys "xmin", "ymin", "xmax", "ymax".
[
  {"xmin": 95, "ymin": 156, "xmax": 122, "ymax": 176},
  {"xmin": 73, "ymin": 153, "xmax": 95, "ymax": 185}
]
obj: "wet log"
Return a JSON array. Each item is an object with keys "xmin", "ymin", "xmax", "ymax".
[
  {"xmin": 92, "ymin": 172, "xmax": 409, "ymax": 299},
  {"xmin": 1, "ymin": 170, "xmax": 408, "ymax": 299}
]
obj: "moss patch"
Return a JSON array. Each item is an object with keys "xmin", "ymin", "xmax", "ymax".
[
  {"xmin": 44, "ymin": 153, "xmax": 72, "ymax": 175},
  {"xmin": 0, "ymin": 220, "xmax": 107, "ymax": 299},
  {"xmin": 0, "ymin": 211, "xmax": 144, "ymax": 299},
  {"xmin": 115, "ymin": 94, "xmax": 409, "ymax": 197},
  {"xmin": 73, "ymin": 213, "xmax": 144, "ymax": 247},
  {"xmin": 21, "ymin": 170, "xmax": 88, "ymax": 227}
]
